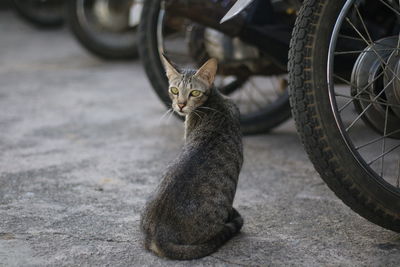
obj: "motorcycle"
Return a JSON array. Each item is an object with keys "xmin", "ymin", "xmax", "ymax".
[
  {"xmin": 11, "ymin": 0, "xmax": 64, "ymax": 28},
  {"xmin": 67, "ymin": 0, "xmax": 143, "ymax": 59},
  {"xmin": 288, "ymin": 0, "xmax": 400, "ymax": 232},
  {"xmin": 140, "ymin": 0, "xmax": 400, "ymax": 233},
  {"xmin": 138, "ymin": 0, "xmax": 300, "ymax": 134},
  {"xmin": 225, "ymin": 0, "xmax": 400, "ymax": 233},
  {"xmin": 10, "ymin": 0, "xmax": 142, "ymax": 59}
]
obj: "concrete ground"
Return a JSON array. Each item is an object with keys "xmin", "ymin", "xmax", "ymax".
[{"xmin": 1, "ymin": 10, "xmax": 399, "ymax": 267}]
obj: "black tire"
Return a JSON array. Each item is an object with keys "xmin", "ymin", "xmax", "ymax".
[
  {"xmin": 66, "ymin": 0, "xmax": 138, "ymax": 60},
  {"xmin": 138, "ymin": 0, "xmax": 291, "ymax": 135},
  {"xmin": 289, "ymin": 0, "xmax": 400, "ymax": 232},
  {"xmin": 12, "ymin": 0, "xmax": 64, "ymax": 28}
]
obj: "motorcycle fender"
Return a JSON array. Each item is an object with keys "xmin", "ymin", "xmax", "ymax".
[{"xmin": 220, "ymin": 0, "xmax": 256, "ymax": 23}]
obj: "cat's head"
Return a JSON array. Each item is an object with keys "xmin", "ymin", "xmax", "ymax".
[{"xmin": 161, "ymin": 55, "xmax": 218, "ymax": 116}]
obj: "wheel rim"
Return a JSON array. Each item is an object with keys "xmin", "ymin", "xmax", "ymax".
[
  {"xmin": 156, "ymin": 1, "xmax": 289, "ymax": 123},
  {"xmin": 328, "ymin": 0, "xmax": 400, "ymax": 193},
  {"xmin": 76, "ymin": 0, "xmax": 140, "ymax": 48}
]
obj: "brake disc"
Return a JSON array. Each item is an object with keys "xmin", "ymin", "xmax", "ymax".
[{"xmin": 350, "ymin": 36, "xmax": 400, "ymax": 138}]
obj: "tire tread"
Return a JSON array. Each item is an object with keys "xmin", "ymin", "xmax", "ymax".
[{"xmin": 288, "ymin": 0, "xmax": 400, "ymax": 232}]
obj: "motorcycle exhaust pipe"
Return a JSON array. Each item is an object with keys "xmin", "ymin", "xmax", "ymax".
[{"xmin": 165, "ymin": 0, "xmax": 289, "ymax": 69}]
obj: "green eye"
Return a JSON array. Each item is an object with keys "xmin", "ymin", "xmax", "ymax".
[
  {"xmin": 190, "ymin": 90, "xmax": 202, "ymax": 97},
  {"xmin": 170, "ymin": 87, "xmax": 179, "ymax": 95}
]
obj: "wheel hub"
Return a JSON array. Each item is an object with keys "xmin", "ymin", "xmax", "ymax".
[
  {"xmin": 351, "ymin": 36, "xmax": 400, "ymax": 138},
  {"xmin": 384, "ymin": 49, "xmax": 400, "ymax": 117},
  {"xmin": 93, "ymin": 0, "xmax": 132, "ymax": 32}
]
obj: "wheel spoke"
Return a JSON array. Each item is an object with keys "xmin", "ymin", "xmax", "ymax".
[
  {"xmin": 270, "ymin": 78, "xmax": 280, "ymax": 97},
  {"xmin": 355, "ymin": 129, "xmax": 400, "ymax": 150},
  {"xmin": 345, "ymin": 16, "xmax": 390, "ymax": 67},
  {"xmin": 354, "ymin": 4, "xmax": 373, "ymax": 44},
  {"xmin": 338, "ymin": 34, "xmax": 364, "ymax": 42},
  {"xmin": 397, "ymin": 32, "xmax": 400, "ymax": 56},
  {"xmin": 345, "ymin": 76, "xmax": 395, "ymax": 132},
  {"xmin": 234, "ymin": 82, "xmax": 244, "ymax": 111},
  {"xmin": 336, "ymin": 93, "xmax": 400, "ymax": 109},
  {"xmin": 334, "ymin": 48, "xmax": 400, "ymax": 55},
  {"xmin": 346, "ymin": 15, "xmax": 400, "ymax": 82},
  {"xmin": 337, "ymin": 34, "xmax": 397, "ymax": 49},
  {"xmin": 380, "ymin": 105, "xmax": 389, "ymax": 177},
  {"xmin": 397, "ymin": 0, "xmax": 400, "ymax": 56},
  {"xmin": 334, "ymin": 74, "xmax": 357, "ymax": 87},
  {"xmin": 345, "ymin": 16, "xmax": 392, "ymax": 82},
  {"xmin": 377, "ymin": 0, "xmax": 400, "ymax": 17},
  {"xmin": 246, "ymin": 82, "xmax": 265, "ymax": 110},
  {"xmin": 368, "ymin": 143, "xmax": 400, "ymax": 166},
  {"xmin": 397, "ymin": 159, "xmax": 400, "ymax": 188},
  {"xmin": 345, "ymin": 17, "xmax": 371, "ymax": 48},
  {"xmin": 337, "ymin": 71, "xmax": 385, "ymax": 112}
]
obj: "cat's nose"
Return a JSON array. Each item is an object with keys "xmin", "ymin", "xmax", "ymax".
[{"xmin": 177, "ymin": 103, "xmax": 186, "ymax": 110}]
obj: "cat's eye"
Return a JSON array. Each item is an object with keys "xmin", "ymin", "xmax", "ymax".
[
  {"xmin": 190, "ymin": 90, "xmax": 202, "ymax": 97},
  {"xmin": 170, "ymin": 87, "xmax": 179, "ymax": 95}
]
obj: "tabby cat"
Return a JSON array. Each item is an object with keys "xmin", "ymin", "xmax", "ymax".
[{"xmin": 140, "ymin": 56, "xmax": 243, "ymax": 260}]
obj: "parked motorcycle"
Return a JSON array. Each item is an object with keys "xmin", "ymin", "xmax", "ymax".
[
  {"xmin": 10, "ymin": 0, "xmax": 141, "ymax": 59},
  {"xmin": 140, "ymin": 0, "xmax": 400, "ymax": 233},
  {"xmin": 67, "ymin": 0, "xmax": 142, "ymax": 59},
  {"xmin": 288, "ymin": 0, "xmax": 400, "ymax": 232},
  {"xmin": 138, "ymin": 0, "xmax": 300, "ymax": 134},
  {"xmin": 11, "ymin": 0, "xmax": 64, "ymax": 28}
]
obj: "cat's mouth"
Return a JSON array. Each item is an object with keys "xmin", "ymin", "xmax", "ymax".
[
  {"xmin": 175, "ymin": 109, "xmax": 187, "ymax": 116},
  {"xmin": 173, "ymin": 104, "xmax": 191, "ymax": 116}
]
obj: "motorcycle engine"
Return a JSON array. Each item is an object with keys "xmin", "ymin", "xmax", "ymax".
[
  {"xmin": 204, "ymin": 28, "xmax": 259, "ymax": 62},
  {"xmin": 202, "ymin": 28, "xmax": 272, "ymax": 75}
]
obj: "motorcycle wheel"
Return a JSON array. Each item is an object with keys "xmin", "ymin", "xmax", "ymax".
[
  {"xmin": 67, "ymin": 0, "xmax": 139, "ymax": 60},
  {"xmin": 138, "ymin": 0, "xmax": 292, "ymax": 135},
  {"xmin": 289, "ymin": 0, "xmax": 400, "ymax": 232},
  {"xmin": 12, "ymin": 0, "xmax": 64, "ymax": 28}
]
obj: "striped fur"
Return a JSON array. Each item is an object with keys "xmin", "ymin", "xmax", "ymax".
[{"xmin": 140, "ymin": 59, "xmax": 243, "ymax": 260}]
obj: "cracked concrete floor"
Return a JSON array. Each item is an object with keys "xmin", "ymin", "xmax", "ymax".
[{"xmin": 0, "ymin": 10, "xmax": 400, "ymax": 267}]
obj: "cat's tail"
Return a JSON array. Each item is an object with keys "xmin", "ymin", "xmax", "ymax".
[{"xmin": 152, "ymin": 208, "xmax": 243, "ymax": 260}]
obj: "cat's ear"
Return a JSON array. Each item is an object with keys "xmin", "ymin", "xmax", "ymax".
[
  {"xmin": 161, "ymin": 53, "xmax": 180, "ymax": 80},
  {"xmin": 194, "ymin": 58, "xmax": 218, "ymax": 87}
]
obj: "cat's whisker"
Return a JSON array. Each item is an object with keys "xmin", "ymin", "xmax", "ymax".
[
  {"xmin": 166, "ymin": 108, "xmax": 175, "ymax": 122},
  {"xmin": 160, "ymin": 108, "xmax": 172, "ymax": 119},
  {"xmin": 159, "ymin": 108, "xmax": 173, "ymax": 123}
]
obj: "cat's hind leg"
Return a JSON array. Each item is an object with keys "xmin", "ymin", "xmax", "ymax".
[
  {"xmin": 151, "ymin": 208, "xmax": 243, "ymax": 260},
  {"xmin": 227, "ymin": 207, "xmax": 243, "ymax": 231}
]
